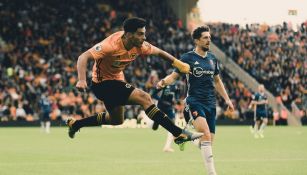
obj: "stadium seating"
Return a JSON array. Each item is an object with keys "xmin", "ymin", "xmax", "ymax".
[{"xmin": 0, "ymin": 0, "xmax": 285, "ymax": 123}]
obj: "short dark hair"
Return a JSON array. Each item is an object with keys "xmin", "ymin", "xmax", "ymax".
[
  {"xmin": 192, "ymin": 25, "xmax": 210, "ymax": 40},
  {"xmin": 123, "ymin": 17, "xmax": 147, "ymax": 33}
]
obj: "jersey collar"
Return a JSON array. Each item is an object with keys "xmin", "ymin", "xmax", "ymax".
[{"xmin": 193, "ymin": 49, "xmax": 207, "ymax": 58}]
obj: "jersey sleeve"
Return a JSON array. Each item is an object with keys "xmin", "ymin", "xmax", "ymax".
[
  {"xmin": 214, "ymin": 59, "xmax": 220, "ymax": 75},
  {"xmin": 254, "ymin": 93, "xmax": 259, "ymax": 101},
  {"xmin": 88, "ymin": 41, "xmax": 113, "ymax": 60},
  {"xmin": 140, "ymin": 41, "xmax": 160, "ymax": 55},
  {"xmin": 174, "ymin": 54, "xmax": 189, "ymax": 74}
]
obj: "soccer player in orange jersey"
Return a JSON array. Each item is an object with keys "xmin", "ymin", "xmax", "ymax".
[{"xmin": 66, "ymin": 17, "xmax": 203, "ymax": 144}]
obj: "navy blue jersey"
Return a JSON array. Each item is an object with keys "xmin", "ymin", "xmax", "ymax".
[
  {"xmin": 252, "ymin": 92, "xmax": 267, "ymax": 113},
  {"xmin": 152, "ymin": 84, "xmax": 178, "ymax": 110},
  {"xmin": 175, "ymin": 51, "xmax": 219, "ymax": 107},
  {"xmin": 39, "ymin": 96, "xmax": 51, "ymax": 114}
]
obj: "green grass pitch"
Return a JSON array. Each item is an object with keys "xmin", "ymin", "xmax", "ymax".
[{"xmin": 0, "ymin": 126, "xmax": 306, "ymax": 175}]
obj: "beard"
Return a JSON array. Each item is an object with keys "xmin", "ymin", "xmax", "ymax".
[
  {"xmin": 201, "ymin": 46, "xmax": 209, "ymax": 52},
  {"xmin": 134, "ymin": 40, "xmax": 143, "ymax": 48}
]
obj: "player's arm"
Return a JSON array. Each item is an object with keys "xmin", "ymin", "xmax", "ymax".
[
  {"xmin": 76, "ymin": 50, "xmax": 94, "ymax": 91},
  {"xmin": 254, "ymin": 99, "xmax": 268, "ymax": 105},
  {"xmin": 252, "ymin": 95, "xmax": 268, "ymax": 105},
  {"xmin": 76, "ymin": 41, "xmax": 110, "ymax": 91},
  {"xmin": 248, "ymin": 100, "xmax": 255, "ymax": 108},
  {"xmin": 214, "ymin": 75, "xmax": 234, "ymax": 111},
  {"xmin": 154, "ymin": 49, "xmax": 190, "ymax": 74},
  {"xmin": 141, "ymin": 42, "xmax": 190, "ymax": 74},
  {"xmin": 157, "ymin": 72, "xmax": 180, "ymax": 89}
]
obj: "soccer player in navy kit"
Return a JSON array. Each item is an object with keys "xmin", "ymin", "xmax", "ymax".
[
  {"xmin": 157, "ymin": 26, "xmax": 234, "ymax": 175},
  {"xmin": 152, "ymin": 84, "xmax": 179, "ymax": 152},
  {"xmin": 249, "ymin": 84, "xmax": 268, "ymax": 138},
  {"xmin": 39, "ymin": 93, "xmax": 52, "ymax": 134}
]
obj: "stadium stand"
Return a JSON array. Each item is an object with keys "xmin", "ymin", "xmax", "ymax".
[
  {"xmin": 0, "ymin": 0, "xmax": 287, "ymax": 125},
  {"xmin": 209, "ymin": 22, "xmax": 306, "ymax": 123}
]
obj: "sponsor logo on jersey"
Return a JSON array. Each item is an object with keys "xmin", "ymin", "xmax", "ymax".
[{"xmin": 193, "ymin": 67, "xmax": 214, "ymax": 77}]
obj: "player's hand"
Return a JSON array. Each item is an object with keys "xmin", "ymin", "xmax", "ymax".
[
  {"xmin": 76, "ymin": 80, "xmax": 88, "ymax": 93},
  {"xmin": 172, "ymin": 59, "xmax": 191, "ymax": 74},
  {"xmin": 226, "ymin": 99, "xmax": 234, "ymax": 112},
  {"xmin": 156, "ymin": 79, "xmax": 166, "ymax": 89}
]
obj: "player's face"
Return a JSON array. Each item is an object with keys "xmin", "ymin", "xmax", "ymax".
[
  {"xmin": 258, "ymin": 85, "xmax": 264, "ymax": 93},
  {"xmin": 196, "ymin": 32, "xmax": 211, "ymax": 51},
  {"xmin": 131, "ymin": 27, "xmax": 146, "ymax": 48}
]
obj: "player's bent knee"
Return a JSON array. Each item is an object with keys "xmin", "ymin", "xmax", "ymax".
[
  {"xmin": 200, "ymin": 131, "xmax": 211, "ymax": 141},
  {"xmin": 139, "ymin": 91, "xmax": 153, "ymax": 107}
]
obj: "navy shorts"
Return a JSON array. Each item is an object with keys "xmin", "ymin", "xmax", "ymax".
[
  {"xmin": 41, "ymin": 112, "xmax": 50, "ymax": 122},
  {"xmin": 185, "ymin": 101, "xmax": 216, "ymax": 134},
  {"xmin": 91, "ymin": 80, "xmax": 135, "ymax": 110},
  {"xmin": 256, "ymin": 111, "xmax": 267, "ymax": 121}
]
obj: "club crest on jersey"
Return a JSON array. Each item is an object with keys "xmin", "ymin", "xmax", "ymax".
[
  {"xmin": 209, "ymin": 60, "xmax": 214, "ymax": 67},
  {"xmin": 209, "ymin": 60, "xmax": 215, "ymax": 70},
  {"xmin": 129, "ymin": 53, "xmax": 137, "ymax": 59},
  {"xmin": 125, "ymin": 84, "xmax": 132, "ymax": 88}
]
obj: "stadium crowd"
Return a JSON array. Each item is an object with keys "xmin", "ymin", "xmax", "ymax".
[
  {"xmin": 0, "ymin": 0, "xmax": 284, "ymax": 124},
  {"xmin": 209, "ymin": 22, "xmax": 307, "ymax": 122}
]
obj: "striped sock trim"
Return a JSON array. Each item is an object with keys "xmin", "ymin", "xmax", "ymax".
[
  {"xmin": 147, "ymin": 107, "xmax": 159, "ymax": 119},
  {"xmin": 97, "ymin": 112, "xmax": 106, "ymax": 125},
  {"xmin": 200, "ymin": 141, "xmax": 211, "ymax": 147}
]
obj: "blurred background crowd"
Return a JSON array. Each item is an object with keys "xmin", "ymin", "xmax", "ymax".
[{"xmin": 0, "ymin": 0, "xmax": 306, "ymax": 125}]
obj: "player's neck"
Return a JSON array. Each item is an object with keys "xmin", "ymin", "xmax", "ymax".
[
  {"xmin": 121, "ymin": 35, "xmax": 134, "ymax": 51},
  {"xmin": 194, "ymin": 47, "xmax": 207, "ymax": 58}
]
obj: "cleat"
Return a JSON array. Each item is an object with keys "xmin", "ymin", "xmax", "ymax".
[
  {"xmin": 152, "ymin": 122, "xmax": 159, "ymax": 131},
  {"xmin": 174, "ymin": 128, "xmax": 203, "ymax": 145},
  {"xmin": 66, "ymin": 118, "xmax": 78, "ymax": 139},
  {"xmin": 179, "ymin": 143, "xmax": 185, "ymax": 151}
]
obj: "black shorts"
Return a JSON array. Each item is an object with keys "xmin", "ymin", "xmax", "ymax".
[{"xmin": 91, "ymin": 80, "xmax": 135, "ymax": 109}]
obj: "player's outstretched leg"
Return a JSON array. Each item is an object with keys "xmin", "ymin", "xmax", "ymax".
[
  {"xmin": 66, "ymin": 118, "xmax": 78, "ymax": 139},
  {"xmin": 129, "ymin": 90, "xmax": 203, "ymax": 144},
  {"xmin": 174, "ymin": 128, "xmax": 203, "ymax": 145},
  {"xmin": 145, "ymin": 104, "xmax": 203, "ymax": 144},
  {"xmin": 66, "ymin": 112, "xmax": 107, "ymax": 139},
  {"xmin": 163, "ymin": 132, "xmax": 174, "ymax": 152},
  {"xmin": 258, "ymin": 118, "xmax": 268, "ymax": 138}
]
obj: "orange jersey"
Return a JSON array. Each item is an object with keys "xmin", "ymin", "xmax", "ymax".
[{"xmin": 88, "ymin": 31, "xmax": 160, "ymax": 82}]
